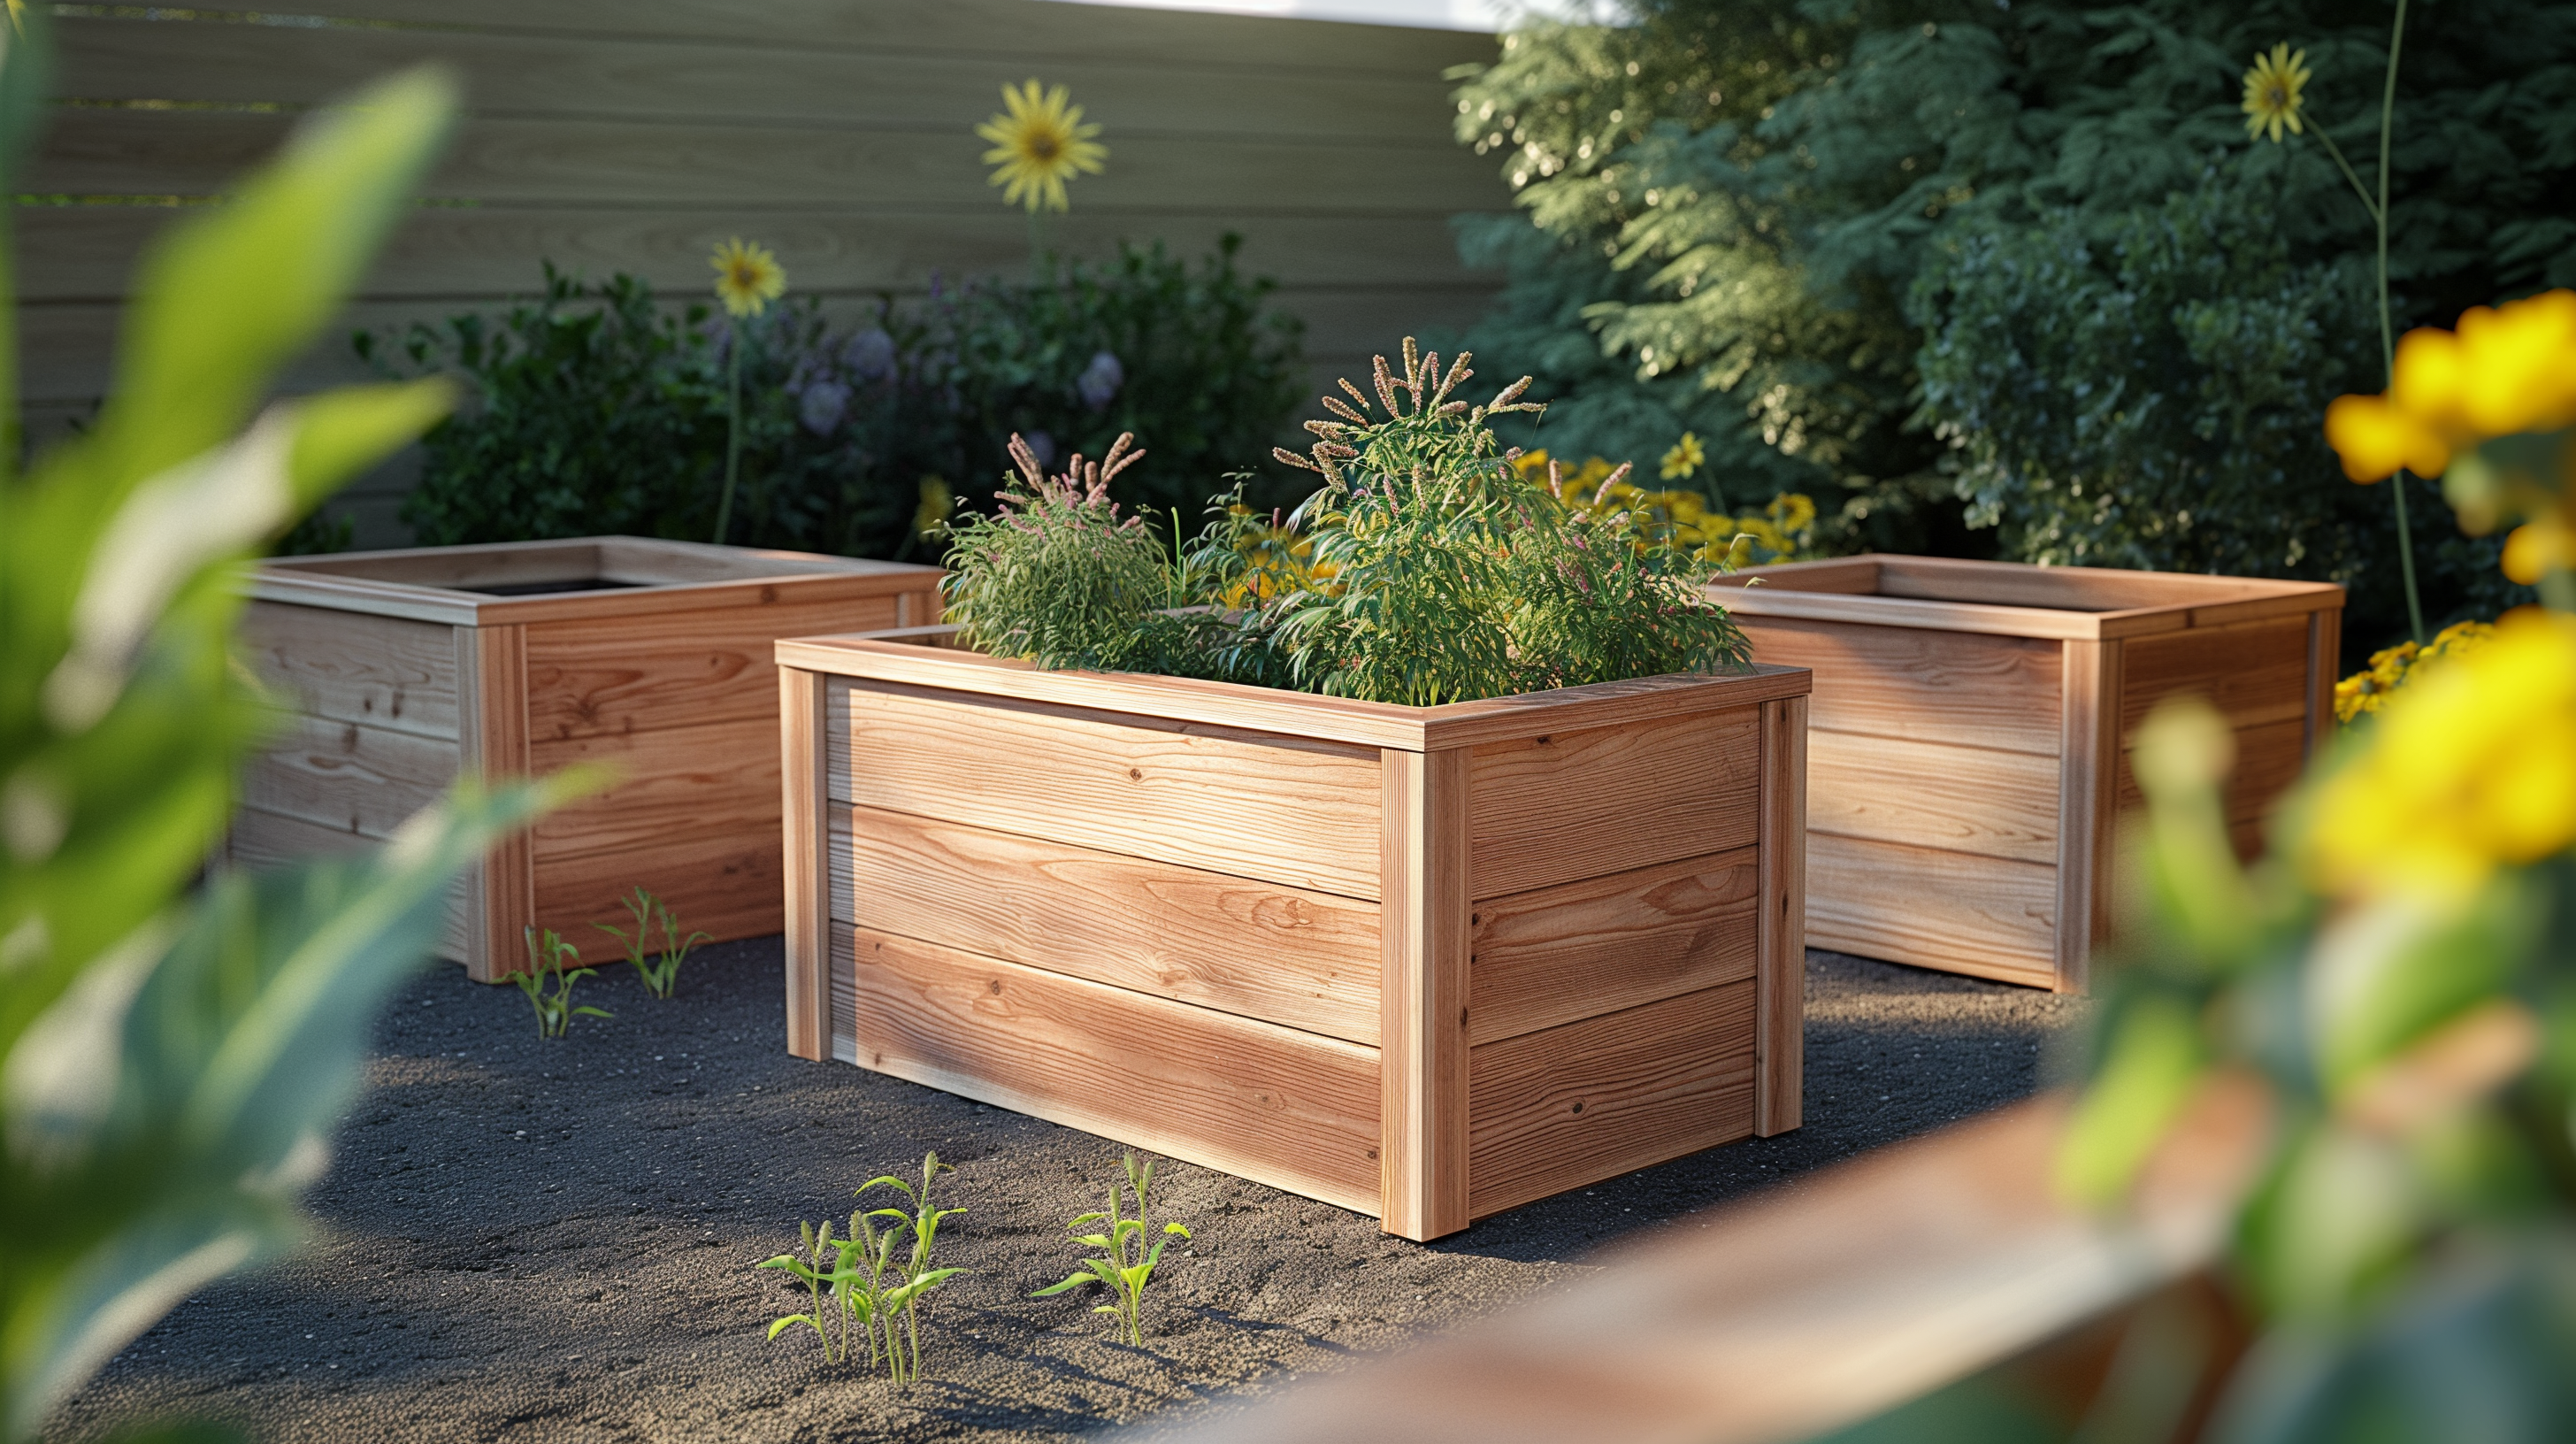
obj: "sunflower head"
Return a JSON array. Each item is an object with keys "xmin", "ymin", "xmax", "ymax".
[
  {"xmin": 977, "ymin": 79, "xmax": 1107, "ymax": 214},
  {"xmin": 709, "ymin": 237, "xmax": 786, "ymax": 319},
  {"xmin": 2242, "ymin": 42, "xmax": 2311, "ymax": 144}
]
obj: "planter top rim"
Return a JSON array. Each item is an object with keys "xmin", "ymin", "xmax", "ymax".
[
  {"xmin": 1712, "ymin": 554, "xmax": 2343, "ymax": 641},
  {"xmin": 778, "ymin": 626, "xmax": 1812, "ymax": 753},
  {"xmin": 249, "ymin": 535, "xmax": 939, "ymax": 626}
]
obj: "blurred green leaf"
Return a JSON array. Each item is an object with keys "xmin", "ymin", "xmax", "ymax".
[{"xmin": 2058, "ymin": 995, "xmax": 2207, "ymax": 1208}]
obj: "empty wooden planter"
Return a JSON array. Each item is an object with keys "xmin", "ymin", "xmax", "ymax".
[
  {"xmin": 234, "ymin": 537, "xmax": 942, "ymax": 980},
  {"xmin": 1709, "ymin": 556, "xmax": 2343, "ymax": 994},
  {"xmin": 778, "ymin": 627, "xmax": 1811, "ymax": 1240}
]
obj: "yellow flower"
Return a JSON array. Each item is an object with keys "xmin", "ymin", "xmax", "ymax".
[
  {"xmin": 709, "ymin": 237, "xmax": 786, "ymax": 319},
  {"xmin": 912, "ymin": 475, "xmax": 954, "ymax": 542},
  {"xmin": 977, "ymin": 80, "xmax": 1107, "ymax": 214},
  {"xmin": 1767, "ymin": 490, "xmax": 1818, "ymax": 536},
  {"xmin": 1660, "ymin": 432, "xmax": 1705, "ymax": 480},
  {"xmin": 2304, "ymin": 612, "xmax": 2576, "ymax": 902},
  {"xmin": 2242, "ymin": 43, "xmax": 2310, "ymax": 144},
  {"xmin": 2326, "ymin": 290, "xmax": 2576, "ymax": 482}
]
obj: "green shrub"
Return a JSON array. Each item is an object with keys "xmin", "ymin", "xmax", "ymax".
[
  {"xmin": 941, "ymin": 341, "xmax": 1751, "ymax": 706},
  {"xmin": 369, "ymin": 237, "xmax": 1305, "ymax": 557}
]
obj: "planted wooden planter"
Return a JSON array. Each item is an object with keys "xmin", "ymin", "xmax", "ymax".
[
  {"xmin": 233, "ymin": 537, "xmax": 942, "ymax": 981},
  {"xmin": 777, "ymin": 626, "xmax": 1812, "ymax": 1241},
  {"xmin": 1708, "ymin": 555, "xmax": 2342, "ymax": 994}
]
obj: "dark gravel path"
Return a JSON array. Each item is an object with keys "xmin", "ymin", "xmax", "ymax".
[{"xmin": 50, "ymin": 940, "xmax": 2084, "ymax": 1443}]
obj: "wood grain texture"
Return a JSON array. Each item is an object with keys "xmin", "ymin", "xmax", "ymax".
[
  {"xmin": 525, "ymin": 715, "xmax": 778, "ymax": 863},
  {"xmin": 237, "ymin": 712, "xmax": 457, "ymax": 840},
  {"xmin": 456, "ymin": 623, "xmax": 533, "ymax": 982},
  {"xmin": 2113, "ymin": 715, "xmax": 2308, "ymax": 860},
  {"xmin": 1379, "ymin": 749, "xmax": 1470, "ymax": 1241},
  {"xmin": 838, "ymin": 926, "xmax": 1384, "ymax": 1216},
  {"xmin": 239, "ymin": 601, "xmax": 458, "ymax": 741},
  {"xmin": 1805, "ymin": 729, "xmax": 2059, "ymax": 864},
  {"xmin": 828, "ymin": 679, "xmax": 1385, "ymax": 901},
  {"xmin": 1806, "ymin": 834, "xmax": 2058, "ymax": 988},
  {"xmin": 1466, "ymin": 981, "xmax": 1757, "ymax": 1220},
  {"xmin": 226, "ymin": 804, "xmax": 470, "ymax": 960},
  {"xmin": 1466, "ymin": 849, "xmax": 1757, "ymax": 1048},
  {"xmin": 2118, "ymin": 616, "xmax": 2312, "ymax": 738},
  {"xmin": 782, "ymin": 666, "xmax": 829, "ymax": 1063},
  {"xmin": 1737, "ymin": 617, "xmax": 2065, "ymax": 756},
  {"xmin": 1756, "ymin": 696, "xmax": 1806, "ymax": 1135},
  {"xmin": 2054, "ymin": 640, "xmax": 2120, "ymax": 996},
  {"xmin": 830, "ymin": 803, "xmax": 1381, "ymax": 1044},
  {"xmin": 2306, "ymin": 608, "xmax": 2342, "ymax": 758},
  {"xmin": 533, "ymin": 829, "xmax": 784, "ymax": 952},
  {"xmin": 1465, "ymin": 705, "xmax": 1762, "ymax": 900},
  {"xmin": 520, "ymin": 594, "xmax": 905, "ymax": 741}
]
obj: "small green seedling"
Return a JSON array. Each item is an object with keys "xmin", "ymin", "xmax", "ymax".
[
  {"xmin": 514, "ymin": 926, "xmax": 610, "ymax": 1038},
  {"xmin": 593, "ymin": 885, "xmax": 709, "ymax": 999},
  {"xmin": 859, "ymin": 1151, "xmax": 967, "ymax": 1384},
  {"xmin": 1032, "ymin": 1151, "xmax": 1189, "ymax": 1347}
]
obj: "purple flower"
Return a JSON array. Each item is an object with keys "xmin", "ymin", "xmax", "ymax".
[
  {"xmin": 798, "ymin": 380, "xmax": 849, "ymax": 434},
  {"xmin": 1076, "ymin": 350, "xmax": 1123, "ymax": 411},
  {"xmin": 843, "ymin": 327, "xmax": 897, "ymax": 381}
]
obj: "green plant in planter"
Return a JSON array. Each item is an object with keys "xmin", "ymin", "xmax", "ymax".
[
  {"xmin": 513, "ymin": 926, "xmax": 607, "ymax": 1038},
  {"xmin": 941, "ymin": 339, "xmax": 1752, "ymax": 705},
  {"xmin": 856, "ymin": 1151, "xmax": 966, "ymax": 1385},
  {"xmin": 593, "ymin": 885, "xmax": 708, "ymax": 1000}
]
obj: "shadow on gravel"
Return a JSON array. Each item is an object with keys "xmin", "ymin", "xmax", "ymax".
[{"xmin": 52, "ymin": 941, "xmax": 2084, "ymax": 1444}]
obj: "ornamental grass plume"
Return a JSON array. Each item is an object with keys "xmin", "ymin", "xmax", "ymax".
[{"xmin": 708, "ymin": 236, "xmax": 786, "ymax": 544}]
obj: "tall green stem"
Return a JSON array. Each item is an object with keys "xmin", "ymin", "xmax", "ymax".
[
  {"xmin": 2377, "ymin": 0, "xmax": 2426, "ymax": 643},
  {"xmin": 714, "ymin": 333, "xmax": 742, "ymax": 545}
]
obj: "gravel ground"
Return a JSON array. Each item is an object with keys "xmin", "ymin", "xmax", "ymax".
[{"xmin": 50, "ymin": 939, "xmax": 2085, "ymax": 1444}]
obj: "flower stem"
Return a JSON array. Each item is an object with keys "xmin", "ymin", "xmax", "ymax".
[
  {"xmin": 715, "ymin": 333, "xmax": 742, "ymax": 545},
  {"xmin": 2306, "ymin": 127, "xmax": 2380, "ymax": 226},
  {"xmin": 2377, "ymin": 0, "xmax": 2424, "ymax": 644}
]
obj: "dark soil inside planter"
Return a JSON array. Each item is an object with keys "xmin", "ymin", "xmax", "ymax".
[{"xmin": 50, "ymin": 942, "xmax": 2083, "ymax": 1443}]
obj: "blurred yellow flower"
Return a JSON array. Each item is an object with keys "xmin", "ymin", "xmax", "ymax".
[
  {"xmin": 2331, "ymin": 619, "xmax": 2494, "ymax": 723},
  {"xmin": 977, "ymin": 80, "xmax": 1107, "ymax": 214},
  {"xmin": 2242, "ymin": 43, "xmax": 2311, "ymax": 144},
  {"xmin": 1660, "ymin": 432, "xmax": 1705, "ymax": 480},
  {"xmin": 2327, "ymin": 289, "xmax": 2576, "ymax": 483},
  {"xmin": 2305, "ymin": 611, "xmax": 2576, "ymax": 902},
  {"xmin": 709, "ymin": 237, "xmax": 786, "ymax": 319}
]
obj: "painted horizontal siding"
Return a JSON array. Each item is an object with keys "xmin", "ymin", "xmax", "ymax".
[{"xmin": 22, "ymin": 0, "xmax": 1509, "ymax": 541}]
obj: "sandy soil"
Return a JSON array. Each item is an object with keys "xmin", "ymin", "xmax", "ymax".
[{"xmin": 50, "ymin": 940, "xmax": 2083, "ymax": 1443}]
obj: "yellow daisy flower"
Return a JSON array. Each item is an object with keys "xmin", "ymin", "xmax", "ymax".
[
  {"xmin": 2242, "ymin": 43, "xmax": 2311, "ymax": 144},
  {"xmin": 1660, "ymin": 432, "xmax": 1705, "ymax": 480},
  {"xmin": 977, "ymin": 80, "xmax": 1108, "ymax": 214},
  {"xmin": 709, "ymin": 237, "xmax": 786, "ymax": 319}
]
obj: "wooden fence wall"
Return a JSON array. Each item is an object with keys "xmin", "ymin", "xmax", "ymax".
[{"xmin": 22, "ymin": 0, "xmax": 1510, "ymax": 544}]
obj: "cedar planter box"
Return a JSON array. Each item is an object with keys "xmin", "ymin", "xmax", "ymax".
[
  {"xmin": 776, "ymin": 626, "xmax": 1812, "ymax": 1241},
  {"xmin": 233, "ymin": 537, "xmax": 942, "ymax": 981},
  {"xmin": 1708, "ymin": 556, "xmax": 2342, "ymax": 994}
]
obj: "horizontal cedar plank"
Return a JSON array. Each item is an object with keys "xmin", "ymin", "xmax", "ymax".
[
  {"xmin": 828, "ymin": 679, "xmax": 1385, "ymax": 900},
  {"xmin": 14, "ymin": 202, "xmax": 1493, "ymax": 305},
  {"xmin": 520, "ymin": 594, "xmax": 901, "ymax": 741},
  {"xmin": 838, "ymin": 926, "xmax": 1383, "ymax": 1215},
  {"xmin": 28, "ymin": 113, "xmax": 1506, "ymax": 215},
  {"xmin": 1806, "ymin": 833, "xmax": 2058, "ymax": 986},
  {"xmin": 55, "ymin": 19, "xmax": 1474, "ymax": 142},
  {"xmin": 240, "ymin": 713, "xmax": 458, "ymax": 839},
  {"xmin": 1872, "ymin": 557, "xmax": 2289, "ymax": 612},
  {"xmin": 239, "ymin": 600, "xmax": 458, "ymax": 741},
  {"xmin": 1466, "ymin": 706, "xmax": 1762, "ymax": 899},
  {"xmin": 525, "ymin": 715, "xmax": 778, "ymax": 863},
  {"xmin": 1468, "ymin": 849, "xmax": 1758, "ymax": 1046},
  {"xmin": 283, "ymin": 0, "xmax": 1492, "ymax": 73},
  {"xmin": 1466, "ymin": 980, "xmax": 1757, "ymax": 1220},
  {"xmin": 2118, "ymin": 617, "xmax": 2312, "ymax": 737},
  {"xmin": 1806, "ymin": 730, "xmax": 2059, "ymax": 865},
  {"xmin": 830, "ymin": 804, "xmax": 1382, "ymax": 1045},
  {"xmin": 1737, "ymin": 616, "xmax": 2063, "ymax": 757},
  {"xmin": 533, "ymin": 829, "xmax": 782, "ymax": 947},
  {"xmin": 227, "ymin": 804, "xmax": 471, "ymax": 960},
  {"xmin": 1415, "ymin": 665, "xmax": 1811, "ymax": 753}
]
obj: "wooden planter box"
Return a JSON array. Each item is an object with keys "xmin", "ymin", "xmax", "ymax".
[
  {"xmin": 1709, "ymin": 556, "xmax": 2342, "ymax": 994},
  {"xmin": 777, "ymin": 627, "xmax": 1812, "ymax": 1241},
  {"xmin": 233, "ymin": 537, "xmax": 942, "ymax": 981}
]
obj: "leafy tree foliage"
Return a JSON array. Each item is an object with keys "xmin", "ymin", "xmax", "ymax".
[{"xmin": 1449, "ymin": 0, "xmax": 2576, "ymax": 641}]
